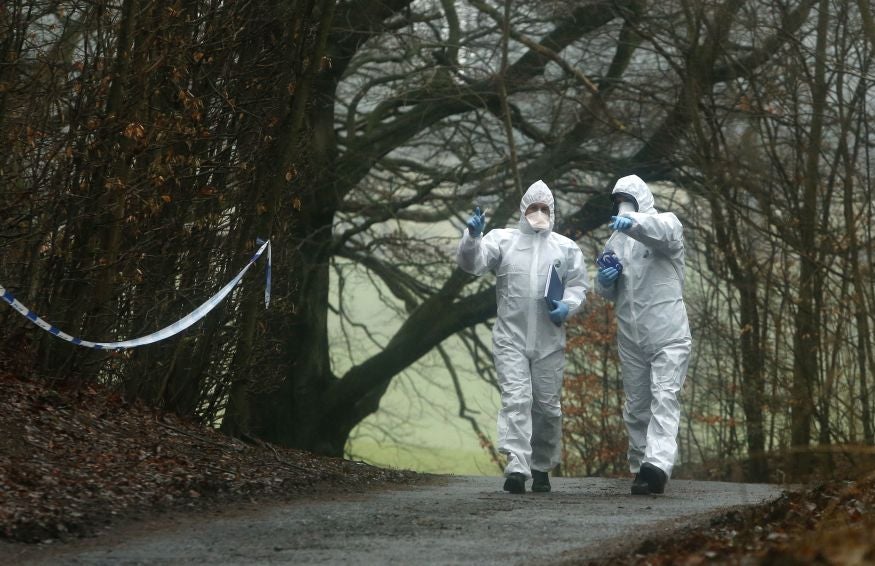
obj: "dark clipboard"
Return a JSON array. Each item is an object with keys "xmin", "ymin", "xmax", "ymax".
[{"xmin": 544, "ymin": 265, "xmax": 564, "ymax": 309}]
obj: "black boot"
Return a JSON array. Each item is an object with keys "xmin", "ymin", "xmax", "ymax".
[
  {"xmin": 531, "ymin": 470, "xmax": 551, "ymax": 493},
  {"xmin": 502, "ymin": 472, "xmax": 526, "ymax": 493},
  {"xmin": 639, "ymin": 462, "xmax": 667, "ymax": 494},
  {"xmin": 631, "ymin": 472, "xmax": 650, "ymax": 495}
]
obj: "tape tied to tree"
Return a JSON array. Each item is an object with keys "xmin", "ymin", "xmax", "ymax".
[{"xmin": 0, "ymin": 239, "xmax": 271, "ymax": 350}]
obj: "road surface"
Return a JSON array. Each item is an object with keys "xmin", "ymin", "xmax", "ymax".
[{"xmin": 6, "ymin": 475, "xmax": 785, "ymax": 565}]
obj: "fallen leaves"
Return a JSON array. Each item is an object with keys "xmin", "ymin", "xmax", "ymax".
[
  {"xmin": 0, "ymin": 372, "xmax": 423, "ymax": 544},
  {"xmin": 580, "ymin": 472, "xmax": 875, "ymax": 565}
]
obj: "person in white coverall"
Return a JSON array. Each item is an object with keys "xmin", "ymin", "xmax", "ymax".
[
  {"xmin": 456, "ymin": 180, "xmax": 588, "ymax": 494},
  {"xmin": 595, "ymin": 174, "xmax": 691, "ymax": 495}
]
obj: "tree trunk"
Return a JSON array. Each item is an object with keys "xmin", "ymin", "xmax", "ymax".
[
  {"xmin": 221, "ymin": 0, "xmax": 339, "ymax": 444},
  {"xmin": 791, "ymin": 0, "xmax": 830, "ymax": 475},
  {"xmin": 708, "ymin": 195, "xmax": 769, "ymax": 481}
]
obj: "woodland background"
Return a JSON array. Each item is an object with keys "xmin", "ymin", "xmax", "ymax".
[{"xmin": 2, "ymin": 0, "xmax": 875, "ymax": 483}]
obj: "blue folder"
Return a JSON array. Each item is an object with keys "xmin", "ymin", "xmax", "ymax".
[{"xmin": 544, "ymin": 265, "xmax": 564, "ymax": 308}]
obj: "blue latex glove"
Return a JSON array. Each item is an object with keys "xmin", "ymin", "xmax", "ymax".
[
  {"xmin": 610, "ymin": 215, "xmax": 633, "ymax": 231},
  {"xmin": 598, "ymin": 266, "xmax": 619, "ymax": 286},
  {"xmin": 467, "ymin": 206, "xmax": 487, "ymax": 236},
  {"xmin": 548, "ymin": 299, "xmax": 569, "ymax": 326}
]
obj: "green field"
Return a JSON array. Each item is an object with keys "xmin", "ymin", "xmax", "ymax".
[{"xmin": 348, "ymin": 438, "xmax": 500, "ymax": 476}]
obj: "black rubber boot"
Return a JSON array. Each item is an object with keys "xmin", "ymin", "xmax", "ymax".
[
  {"xmin": 502, "ymin": 472, "xmax": 526, "ymax": 494},
  {"xmin": 531, "ymin": 470, "xmax": 551, "ymax": 493},
  {"xmin": 631, "ymin": 472, "xmax": 650, "ymax": 495},
  {"xmin": 639, "ymin": 462, "xmax": 667, "ymax": 494}
]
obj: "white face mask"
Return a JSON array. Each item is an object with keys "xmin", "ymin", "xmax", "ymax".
[
  {"xmin": 618, "ymin": 201, "xmax": 636, "ymax": 215},
  {"xmin": 525, "ymin": 210, "xmax": 551, "ymax": 231}
]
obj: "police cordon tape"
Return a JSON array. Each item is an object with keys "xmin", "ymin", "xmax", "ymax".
[{"xmin": 0, "ymin": 239, "xmax": 271, "ymax": 351}]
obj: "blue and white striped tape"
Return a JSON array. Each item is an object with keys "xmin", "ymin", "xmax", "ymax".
[{"xmin": 0, "ymin": 239, "xmax": 271, "ymax": 350}]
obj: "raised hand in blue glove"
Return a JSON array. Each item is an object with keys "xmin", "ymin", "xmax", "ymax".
[
  {"xmin": 598, "ymin": 266, "xmax": 619, "ymax": 286},
  {"xmin": 610, "ymin": 215, "xmax": 633, "ymax": 231},
  {"xmin": 467, "ymin": 206, "xmax": 487, "ymax": 237},
  {"xmin": 548, "ymin": 299, "xmax": 569, "ymax": 326}
]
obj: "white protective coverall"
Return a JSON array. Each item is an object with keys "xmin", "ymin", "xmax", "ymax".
[
  {"xmin": 596, "ymin": 174, "xmax": 692, "ymax": 478},
  {"xmin": 456, "ymin": 180, "xmax": 589, "ymax": 478}
]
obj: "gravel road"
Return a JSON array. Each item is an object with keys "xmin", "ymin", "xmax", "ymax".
[{"xmin": 8, "ymin": 475, "xmax": 785, "ymax": 565}]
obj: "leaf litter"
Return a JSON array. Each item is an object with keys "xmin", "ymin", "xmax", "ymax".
[{"xmin": 0, "ymin": 371, "xmax": 425, "ymax": 545}]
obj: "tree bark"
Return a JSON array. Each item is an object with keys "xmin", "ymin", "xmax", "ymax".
[{"xmin": 791, "ymin": 0, "xmax": 830, "ymax": 474}]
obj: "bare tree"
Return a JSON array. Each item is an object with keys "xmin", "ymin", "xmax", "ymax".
[{"xmin": 7, "ymin": 0, "xmax": 861, "ymax": 481}]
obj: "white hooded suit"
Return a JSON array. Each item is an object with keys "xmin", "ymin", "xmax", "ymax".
[
  {"xmin": 597, "ymin": 175, "xmax": 691, "ymax": 478},
  {"xmin": 456, "ymin": 181, "xmax": 589, "ymax": 478}
]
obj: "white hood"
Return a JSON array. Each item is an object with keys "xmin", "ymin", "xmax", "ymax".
[
  {"xmin": 611, "ymin": 174, "xmax": 656, "ymax": 215},
  {"xmin": 518, "ymin": 180, "xmax": 555, "ymax": 232}
]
